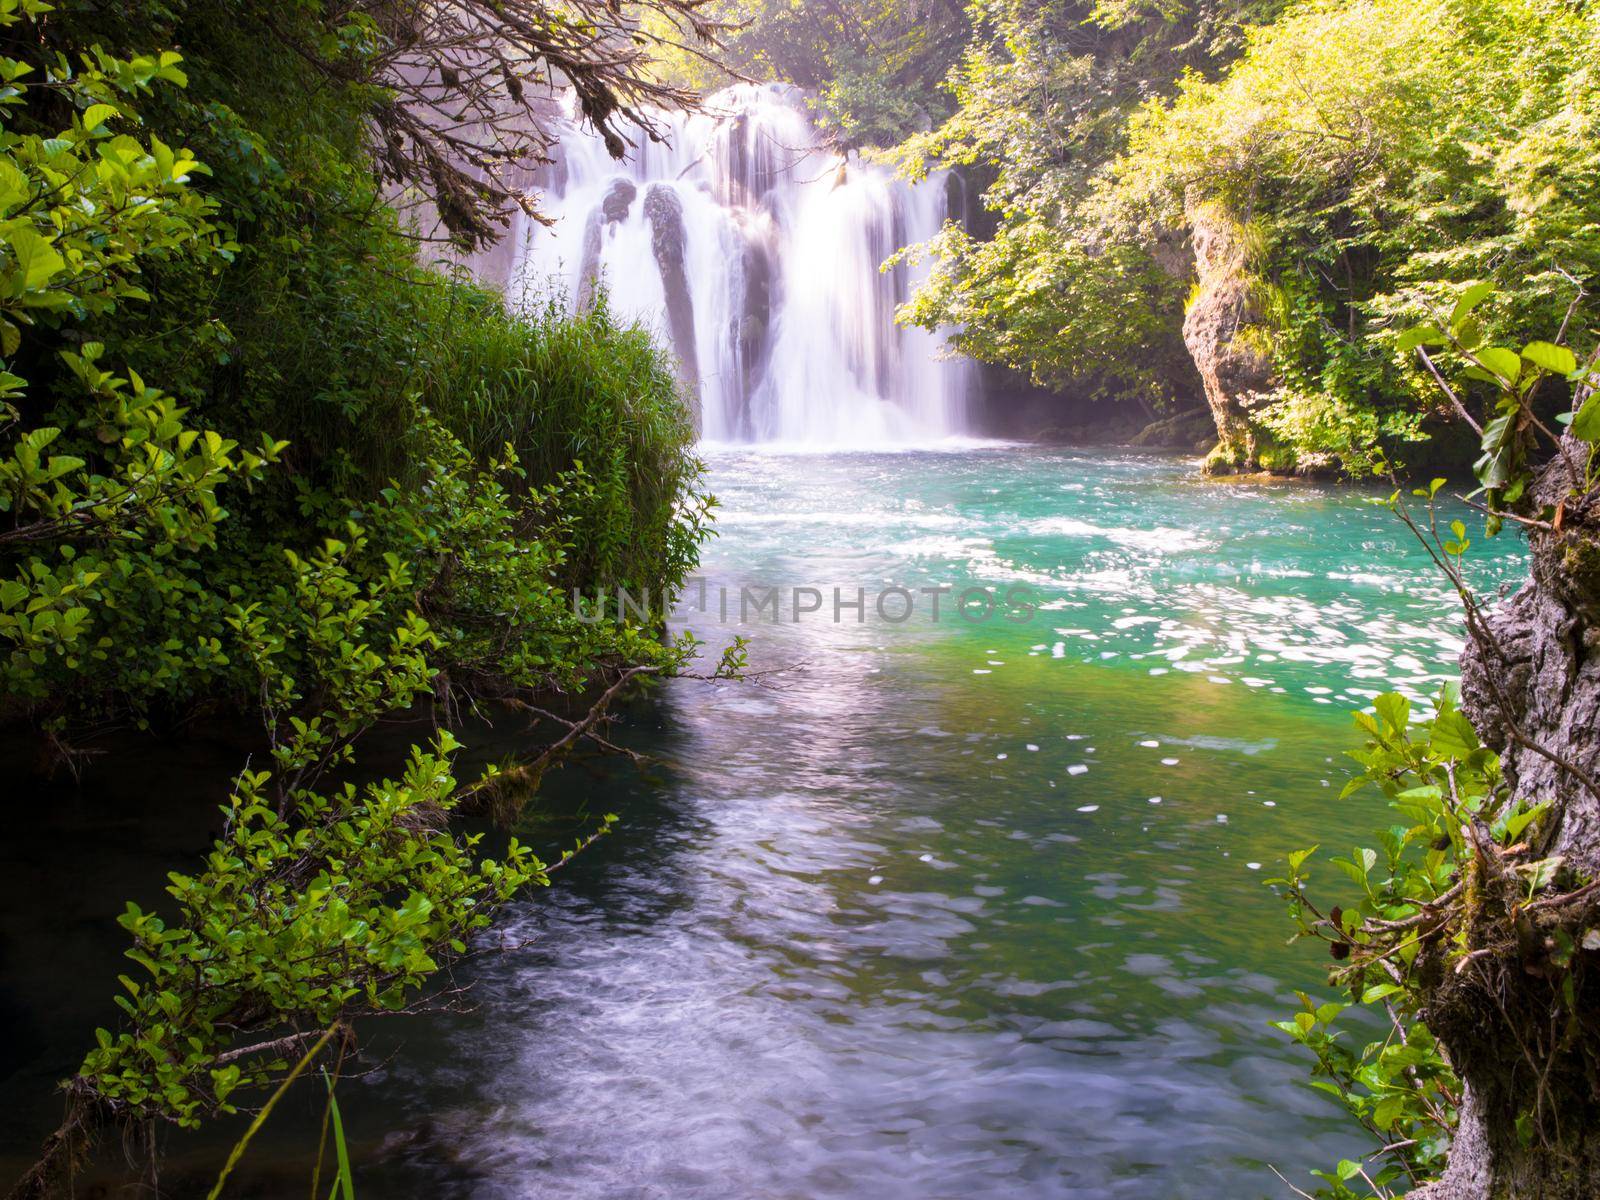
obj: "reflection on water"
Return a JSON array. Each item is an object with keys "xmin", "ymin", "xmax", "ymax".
[{"xmin": 0, "ymin": 447, "xmax": 1527, "ymax": 1198}]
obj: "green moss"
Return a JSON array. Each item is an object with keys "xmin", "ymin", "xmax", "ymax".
[
  {"xmin": 1559, "ymin": 529, "xmax": 1600, "ymax": 611},
  {"xmin": 1255, "ymin": 440, "xmax": 1299, "ymax": 474},
  {"xmin": 1204, "ymin": 439, "xmax": 1248, "ymax": 474}
]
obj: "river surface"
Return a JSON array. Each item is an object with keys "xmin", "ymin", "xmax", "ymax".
[
  {"xmin": 0, "ymin": 446, "xmax": 1527, "ymax": 1199},
  {"xmin": 353, "ymin": 446, "xmax": 1522, "ymax": 1199}
]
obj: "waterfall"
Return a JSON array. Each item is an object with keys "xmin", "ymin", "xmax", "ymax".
[{"xmin": 507, "ymin": 83, "xmax": 976, "ymax": 446}]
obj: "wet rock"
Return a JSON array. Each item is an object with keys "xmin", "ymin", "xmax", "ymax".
[
  {"xmin": 600, "ymin": 176, "xmax": 636, "ymax": 224},
  {"xmin": 643, "ymin": 183, "xmax": 700, "ymax": 425},
  {"xmin": 1129, "ymin": 407, "xmax": 1215, "ymax": 452},
  {"xmin": 731, "ymin": 227, "xmax": 776, "ymax": 437},
  {"xmin": 576, "ymin": 178, "xmax": 639, "ymax": 310},
  {"xmin": 575, "ymin": 210, "xmax": 604, "ymax": 311}
]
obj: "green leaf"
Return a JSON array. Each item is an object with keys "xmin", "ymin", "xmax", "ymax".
[
  {"xmin": 81, "ymin": 102, "xmax": 118, "ymax": 131},
  {"xmin": 1476, "ymin": 347, "xmax": 1521, "ymax": 384},
  {"xmin": 1450, "ymin": 281, "xmax": 1493, "ymax": 326},
  {"xmin": 1396, "ymin": 325, "xmax": 1445, "ymax": 352},
  {"xmin": 1374, "ymin": 692, "xmax": 1411, "ymax": 733},
  {"xmin": 1501, "ymin": 803, "xmax": 1548, "ymax": 843},
  {"xmin": 1475, "ymin": 411, "xmax": 1517, "ymax": 490},
  {"xmin": 1430, "ymin": 709, "xmax": 1481, "ymax": 759},
  {"xmin": 7, "ymin": 226, "xmax": 64, "ymax": 289},
  {"xmin": 0, "ymin": 158, "xmax": 26, "ymax": 209},
  {"xmin": 1572, "ymin": 394, "xmax": 1600, "ymax": 444},
  {"xmin": 1521, "ymin": 341, "xmax": 1576, "ymax": 375}
]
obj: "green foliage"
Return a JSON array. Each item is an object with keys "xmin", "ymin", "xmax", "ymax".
[
  {"xmin": 0, "ymin": 7, "xmax": 288, "ymax": 710},
  {"xmin": 413, "ymin": 288, "xmax": 710, "ymax": 595},
  {"xmin": 76, "ymin": 531, "xmax": 546, "ymax": 1129},
  {"xmin": 1270, "ymin": 685, "xmax": 1490, "ymax": 1194},
  {"xmin": 0, "ymin": 0, "xmax": 707, "ymax": 724},
  {"xmin": 1398, "ymin": 286, "xmax": 1600, "ymax": 529},
  {"xmin": 890, "ymin": 0, "xmax": 1259, "ymax": 409},
  {"xmin": 0, "ymin": 3, "xmax": 221, "ymax": 347},
  {"xmin": 897, "ymin": 0, "xmax": 1599, "ymax": 468},
  {"xmin": 1271, "ymin": 300, "xmax": 1600, "ymax": 1195},
  {"xmin": 0, "ymin": 0, "xmax": 709, "ymax": 1180},
  {"xmin": 645, "ymin": 0, "xmax": 971, "ymax": 149},
  {"xmin": 84, "ymin": 726, "xmax": 540, "ymax": 1127},
  {"xmin": 1269, "ymin": 660, "xmax": 1597, "ymax": 1195},
  {"xmin": 1115, "ymin": 0, "xmax": 1600, "ymax": 468}
]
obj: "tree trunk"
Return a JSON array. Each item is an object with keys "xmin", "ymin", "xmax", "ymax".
[{"xmin": 1422, "ymin": 437, "xmax": 1600, "ymax": 1198}]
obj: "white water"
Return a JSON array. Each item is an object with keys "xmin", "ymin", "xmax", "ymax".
[{"xmin": 506, "ymin": 84, "xmax": 976, "ymax": 445}]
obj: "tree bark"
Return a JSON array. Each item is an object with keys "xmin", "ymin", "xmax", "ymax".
[{"xmin": 1425, "ymin": 435, "xmax": 1600, "ymax": 1198}]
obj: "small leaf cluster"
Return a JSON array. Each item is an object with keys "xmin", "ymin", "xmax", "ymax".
[
  {"xmin": 1398, "ymin": 283, "xmax": 1600, "ymax": 529},
  {"xmin": 82, "ymin": 733, "xmax": 541, "ymax": 1127},
  {"xmin": 1270, "ymin": 686, "xmax": 1514, "ymax": 1196}
]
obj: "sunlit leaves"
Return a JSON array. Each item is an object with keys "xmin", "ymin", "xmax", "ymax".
[
  {"xmin": 1522, "ymin": 340, "xmax": 1576, "ymax": 376},
  {"xmin": 1270, "ymin": 677, "xmax": 1527, "ymax": 1193},
  {"xmin": 1572, "ymin": 393, "xmax": 1600, "ymax": 443}
]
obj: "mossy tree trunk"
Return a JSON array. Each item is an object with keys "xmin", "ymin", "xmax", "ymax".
[{"xmin": 1418, "ymin": 440, "xmax": 1600, "ymax": 1199}]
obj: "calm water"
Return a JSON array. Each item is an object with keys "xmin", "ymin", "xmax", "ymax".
[{"xmin": 0, "ymin": 446, "xmax": 1527, "ymax": 1198}]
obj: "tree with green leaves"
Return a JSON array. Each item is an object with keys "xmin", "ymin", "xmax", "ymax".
[
  {"xmin": 0, "ymin": 0, "xmax": 720, "ymax": 1192},
  {"xmin": 644, "ymin": 0, "xmax": 972, "ymax": 149},
  {"xmin": 895, "ymin": 0, "xmax": 1600, "ymax": 474}
]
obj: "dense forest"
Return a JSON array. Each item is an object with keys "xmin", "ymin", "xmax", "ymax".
[
  {"xmin": 2, "ymin": 0, "xmax": 1599, "ymax": 1197},
  {"xmin": 667, "ymin": 0, "xmax": 1598, "ymax": 474}
]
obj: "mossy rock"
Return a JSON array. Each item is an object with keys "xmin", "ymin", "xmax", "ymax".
[{"xmin": 1202, "ymin": 425, "xmax": 1300, "ymax": 476}]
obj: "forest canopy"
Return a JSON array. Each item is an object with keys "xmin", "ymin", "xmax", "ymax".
[{"xmin": 675, "ymin": 0, "xmax": 1598, "ymax": 474}]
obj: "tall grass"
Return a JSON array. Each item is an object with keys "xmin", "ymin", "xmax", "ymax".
[
  {"xmin": 209, "ymin": 232, "xmax": 702, "ymax": 600},
  {"xmin": 412, "ymin": 282, "xmax": 703, "ymax": 593}
]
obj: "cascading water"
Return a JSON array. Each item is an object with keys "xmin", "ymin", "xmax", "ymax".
[{"xmin": 507, "ymin": 84, "xmax": 976, "ymax": 445}]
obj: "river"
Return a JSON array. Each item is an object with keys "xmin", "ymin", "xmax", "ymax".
[
  {"xmin": 317, "ymin": 445, "xmax": 1521, "ymax": 1199},
  {"xmin": 0, "ymin": 444, "xmax": 1527, "ymax": 1197}
]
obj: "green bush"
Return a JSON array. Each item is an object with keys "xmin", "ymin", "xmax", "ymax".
[{"xmin": 0, "ymin": 0, "xmax": 711, "ymax": 1186}]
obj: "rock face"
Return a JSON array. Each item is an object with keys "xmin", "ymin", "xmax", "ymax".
[
  {"xmin": 1464, "ymin": 487, "xmax": 1600, "ymax": 879},
  {"xmin": 1181, "ymin": 197, "xmax": 1283, "ymax": 473},
  {"xmin": 1128, "ymin": 406, "xmax": 1215, "ymax": 452},
  {"xmin": 576, "ymin": 177, "xmax": 637, "ymax": 311},
  {"xmin": 1420, "ymin": 435, "xmax": 1600, "ymax": 1199},
  {"xmin": 730, "ymin": 231, "xmax": 775, "ymax": 438},
  {"xmin": 643, "ymin": 183, "xmax": 700, "ymax": 427}
]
